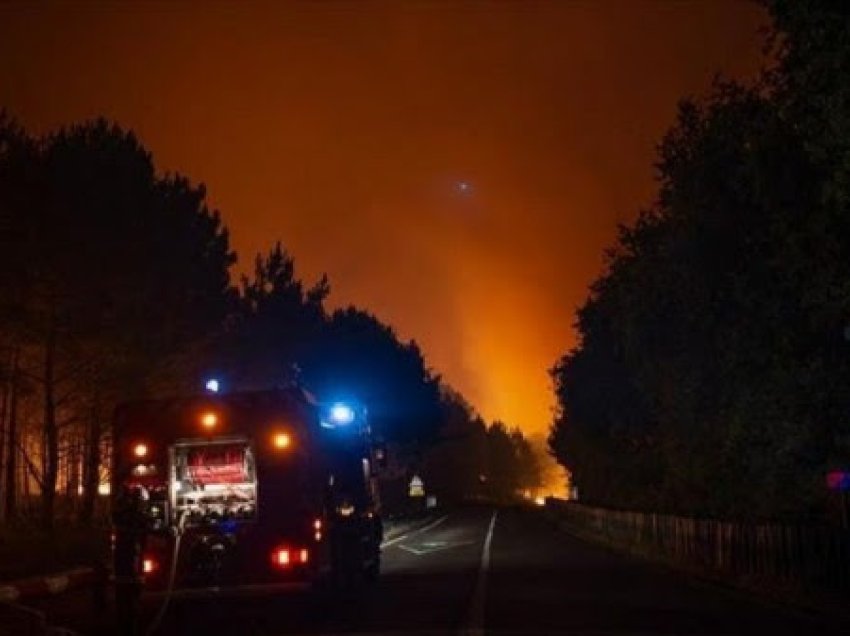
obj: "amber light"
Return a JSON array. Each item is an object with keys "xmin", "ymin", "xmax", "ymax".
[
  {"xmin": 273, "ymin": 432, "xmax": 291, "ymax": 450},
  {"xmin": 200, "ymin": 411, "xmax": 218, "ymax": 429},
  {"xmin": 299, "ymin": 548, "xmax": 309, "ymax": 564},
  {"xmin": 133, "ymin": 443, "xmax": 148, "ymax": 458}
]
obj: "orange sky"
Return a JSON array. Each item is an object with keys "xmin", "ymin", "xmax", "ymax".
[{"xmin": 0, "ymin": 1, "xmax": 766, "ymax": 435}]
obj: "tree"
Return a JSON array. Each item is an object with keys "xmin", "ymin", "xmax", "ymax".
[
  {"xmin": 484, "ymin": 422, "xmax": 541, "ymax": 501},
  {"xmin": 208, "ymin": 242, "xmax": 443, "ymax": 446},
  {"xmin": 302, "ymin": 307, "xmax": 442, "ymax": 444},
  {"xmin": 421, "ymin": 387, "xmax": 488, "ymax": 503},
  {"xmin": 550, "ymin": 1, "xmax": 850, "ymax": 520},
  {"xmin": 0, "ymin": 117, "xmax": 235, "ymax": 527},
  {"xmin": 421, "ymin": 389, "xmax": 542, "ymax": 504},
  {"xmin": 207, "ymin": 243, "xmax": 328, "ymax": 391},
  {"xmin": 0, "ymin": 112, "xmax": 34, "ymax": 521}
]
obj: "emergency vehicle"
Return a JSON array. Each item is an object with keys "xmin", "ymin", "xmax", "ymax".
[{"xmin": 111, "ymin": 386, "xmax": 384, "ymax": 607}]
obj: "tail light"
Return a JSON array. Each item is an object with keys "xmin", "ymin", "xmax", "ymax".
[
  {"xmin": 142, "ymin": 557, "xmax": 157, "ymax": 574},
  {"xmin": 272, "ymin": 548, "xmax": 290, "ymax": 567},
  {"xmin": 271, "ymin": 546, "xmax": 309, "ymax": 568}
]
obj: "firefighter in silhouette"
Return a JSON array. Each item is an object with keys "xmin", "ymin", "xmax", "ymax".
[{"xmin": 113, "ymin": 484, "xmax": 149, "ymax": 635}]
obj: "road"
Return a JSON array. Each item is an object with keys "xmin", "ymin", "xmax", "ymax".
[{"xmin": 14, "ymin": 506, "xmax": 849, "ymax": 635}]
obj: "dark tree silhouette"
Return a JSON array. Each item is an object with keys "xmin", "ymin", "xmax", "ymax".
[
  {"xmin": 422, "ymin": 387, "xmax": 543, "ymax": 504},
  {"xmin": 302, "ymin": 307, "xmax": 443, "ymax": 444},
  {"xmin": 206, "ymin": 242, "xmax": 328, "ymax": 391},
  {"xmin": 0, "ymin": 118, "xmax": 235, "ymax": 527},
  {"xmin": 208, "ymin": 243, "xmax": 443, "ymax": 445},
  {"xmin": 0, "ymin": 112, "xmax": 526, "ymax": 529},
  {"xmin": 550, "ymin": 1, "xmax": 850, "ymax": 521}
]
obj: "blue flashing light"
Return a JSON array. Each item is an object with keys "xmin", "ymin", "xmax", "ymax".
[
  {"xmin": 328, "ymin": 402, "xmax": 355, "ymax": 426},
  {"xmin": 205, "ymin": 378, "xmax": 220, "ymax": 394}
]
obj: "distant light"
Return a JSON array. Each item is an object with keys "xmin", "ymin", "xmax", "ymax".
[
  {"xmin": 457, "ymin": 181, "xmax": 472, "ymax": 193},
  {"xmin": 329, "ymin": 403, "xmax": 355, "ymax": 425},
  {"xmin": 201, "ymin": 411, "xmax": 218, "ymax": 429},
  {"xmin": 142, "ymin": 557, "xmax": 157, "ymax": 574},
  {"xmin": 133, "ymin": 443, "xmax": 149, "ymax": 458},
  {"xmin": 299, "ymin": 548, "xmax": 309, "ymax": 564},
  {"xmin": 205, "ymin": 378, "xmax": 220, "ymax": 393},
  {"xmin": 98, "ymin": 483, "xmax": 111, "ymax": 496},
  {"xmin": 534, "ymin": 496, "xmax": 546, "ymax": 507}
]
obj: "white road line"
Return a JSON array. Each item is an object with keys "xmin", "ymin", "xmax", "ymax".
[
  {"xmin": 397, "ymin": 540, "xmax": 476, "ymax": 556},
  {"xmin": 381, "ymin": 514, "xmax": 449, "ymax": 548},
  {"xmin": 459, "ymin": 510, "xmax": 498, "ymax": 636}
]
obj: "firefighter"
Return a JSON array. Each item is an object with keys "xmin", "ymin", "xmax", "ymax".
[{"xmin": 112, "ymin": 484, "xmax": 149, "ymax": 635}]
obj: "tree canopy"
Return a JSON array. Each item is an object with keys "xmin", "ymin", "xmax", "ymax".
[
  {"xmin": 0, "ymin": 117, "xmax": 236, "ymax": 526},
  {"xmin": 549, "ymin": 1, "xmax": 850, "ymax": 521},
  {"xmin": 206, "ymin": 242, "xmax": 443, "ymax": 444},
  {"xmin": 0, "ymin": 112, "xmax": 546, "ymax": 528}
]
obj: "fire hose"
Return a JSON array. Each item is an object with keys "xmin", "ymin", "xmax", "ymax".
[{"xmin": 144, "ymin": 510, "xmax": 186, "ymax": 636}]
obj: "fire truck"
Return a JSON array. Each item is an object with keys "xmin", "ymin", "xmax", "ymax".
[{"xmin": 111, "ymin": 386, "xmax": 383, "ymax": 615}]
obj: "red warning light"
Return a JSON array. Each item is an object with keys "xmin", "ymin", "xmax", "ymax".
[{"xmin": 272, "ymin": 548, "xmax": 290, "ymax": 567}]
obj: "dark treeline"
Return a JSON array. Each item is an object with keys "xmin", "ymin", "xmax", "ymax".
[
  {"xmin": 421, "ymin": 387, "xmax": 542, "ymax": 506},
  {"xmin": 0, "ymin": 118, "xmax": 235, "ymax": 528},
  {"xmin": 549, "ymin": 1, "xmax": 850, "ymax": 522},
  {"xmin": 0, "ymin": 116, "xmax": 541, "ymax": 528}
]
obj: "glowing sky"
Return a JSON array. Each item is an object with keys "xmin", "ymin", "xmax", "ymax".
[{"xmin": 0, "ymin": 1, "xmax": 766, "ymax": 434}]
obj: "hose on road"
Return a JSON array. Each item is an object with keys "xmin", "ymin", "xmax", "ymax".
[{"xmin": 144, "ymin": 511, "xmax": 186, "ymax": 636}]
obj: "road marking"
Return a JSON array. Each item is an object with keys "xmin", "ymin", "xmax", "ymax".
[
  {"xmin": 459, "ymin": 510, "xmax": 497, "ymax": 636},
  {"xmin": 381, "ymin": 514, "xmax": 448, "ymax": 548},
  {"xmin": 397, "ymin": 540, "xmax": 476, "ymax": 556}
]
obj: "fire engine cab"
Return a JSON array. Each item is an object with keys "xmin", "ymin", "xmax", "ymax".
[{"xmin": 111, "ymin": 386, "xmax": 383, "ymax": 607}]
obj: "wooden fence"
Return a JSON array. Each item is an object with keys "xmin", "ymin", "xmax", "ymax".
[{"xmin": 546, "ymin": 500, "xmax": 850, "ymax": 594}]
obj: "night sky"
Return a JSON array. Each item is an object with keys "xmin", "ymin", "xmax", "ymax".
[{"xmin": 0, "ymin": 1, "xmax": 766, "ymax": 434}]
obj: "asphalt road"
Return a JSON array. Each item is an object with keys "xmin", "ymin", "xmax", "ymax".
[{"xmin": 11, "ymin": 506, "xmax": 850, "ymax": 635}]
